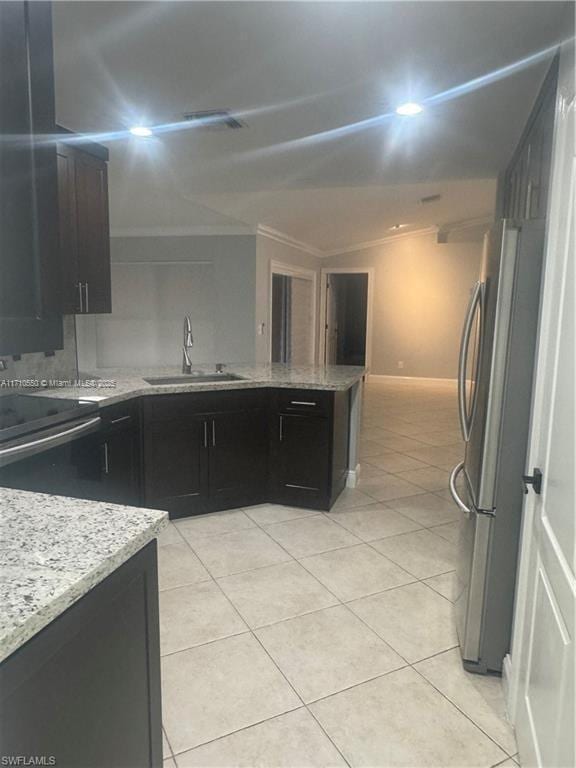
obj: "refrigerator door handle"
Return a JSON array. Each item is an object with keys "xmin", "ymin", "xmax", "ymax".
[
  {"xmin": 450, "ymin": 461, "xmax": 470, "ymax": 515},
  {"xmin": 458, "ymin": 281, "xmax": 483, "ymax": 442}
]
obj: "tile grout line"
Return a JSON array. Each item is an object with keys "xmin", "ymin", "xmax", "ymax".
[
  {"xmin": 411, "ymin": 665, "xmax": 516, "ymax": 759},
  {"xmin": 160, "ymin": 381, "xmax": 506, "ymax": 764}
]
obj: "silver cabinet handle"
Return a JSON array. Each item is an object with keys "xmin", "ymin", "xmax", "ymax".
[
  {"xmin": 110, "ymin": 414, "xmax": 132, "ymax": 425},
  {"xmin": 203, "ymin": 421, "xmax": 208, "ymax": 449},
  {"xmin": 290, "ymin": 401, "xmax": 317, "ymax": 407},
  {"xmin": 78, "ymin": 282, "xmax": 83, "ymax": 313},
  {"xmin": 279, "ymin": 415, "xmax": 284, "ymax": 441},
  {"xmin": 84, "ymin": 282, "xmax": 89, "ymax": 313},
  {"xmin": 212, "ymin": 420, "xmax": 216, "ymax": 448},
  {"xmin": 103, "ymin": 441, "xmax": 109, "ymax": 474},
  {"xmin": 458, "ymin": 281, "xmax": 483, "ymax": 442},
  {"xmin": 449, "ymin": 462, "xmax": 470, "ymax": 514},
  {"xmin": 0, "ymin": 417, "xmax": 101, "ymax": 463}
]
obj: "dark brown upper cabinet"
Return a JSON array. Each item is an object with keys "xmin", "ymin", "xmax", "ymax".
[
  {"xmin": 498, "ymin": 56, "xmax": 558, "ymax": 222},
  {"xmin": 57, "ymin": 134, "xmax": 112, "ymax": 314},
  {"xmin": 0, "ymin": 1, "xmax": 62, "ymax": 353}
]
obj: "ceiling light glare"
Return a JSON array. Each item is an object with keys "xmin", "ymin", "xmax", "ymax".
[
  {"xmin": 129, "ymin": 125, "xmax": 153, "ymax": 137},
  {"xmin": 395, "ymin": 102, "xmax": 424, "ymax": 117}
]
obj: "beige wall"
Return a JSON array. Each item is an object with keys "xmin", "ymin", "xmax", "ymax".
[
  {"xmin": 255, "ymin": 234, "xmax": 321, "ymax": 363},
  {"xmin": 324, "ymin": 232, "xmax": 484, "ymax": 379}
]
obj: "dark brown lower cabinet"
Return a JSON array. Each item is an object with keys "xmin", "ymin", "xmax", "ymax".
[
  {"xmin": 142, "ymin": 390, "xmax": 269, "ymax": 518},
  {"xmin": 209, "ymin": 408, "xmax": 268, "ymax": 510},
  {"xmin": 269, "ymin": 389, "xmax": 350, "ymax": 510},
  {"xmin": 0, "ymin": 542, "xmax": 162, "ymax": 768},
  {"xmin": 98, "ymin": 401, "xmax": 142, "ymax": 506},
  {"xmin": 143, "ymin": 415, "xmax": 208, "ymax": 518}
]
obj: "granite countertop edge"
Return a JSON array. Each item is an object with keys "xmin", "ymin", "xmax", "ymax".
[
  {"xmin": 0, "ymin": 492, "xmax": 168, "ymax": 664},
  {"xmin": 27, "ymin": 363, "xmax": 367, "ymax": 405}
]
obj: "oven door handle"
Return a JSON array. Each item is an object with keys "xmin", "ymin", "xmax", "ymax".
[{"xmin": 0, "ymin": 417, "xmax": 101, "ymax": 464}]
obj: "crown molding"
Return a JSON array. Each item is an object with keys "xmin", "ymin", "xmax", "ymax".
[
  {"xmin": 437, "ymin": 214, "xmax": 493, "ymax": 234},
  {"xmin": 322, "ymin": 226, "xmax": 439, "ymax": 258},
  {"xmin": 256, "ymin": 225, "xmax": 323, "ymax": 258},
  {"xmin": 110, "ymin": 224, "xmax": 255, "ymax": 238}
]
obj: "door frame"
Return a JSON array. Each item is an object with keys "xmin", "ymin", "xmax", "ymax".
[
  {"xmin": 269, "ymin": 261, "xmax": 318, "ymax": 364},
  {"xmin": 319, "ymin": 267, "xmax": 375, "ymax": 371}
]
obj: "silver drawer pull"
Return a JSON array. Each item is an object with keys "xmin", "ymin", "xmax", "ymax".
[
  {"xmin": 290, "ymin": 401, "xmax": 317, "ymax": 406},
  {"xmin": 110, "ymin": 415, "xmax": 132, "ymax": 425},
  {"xmin": 285, "ymin": 483, "xmax": 319, "ymax": 491}
]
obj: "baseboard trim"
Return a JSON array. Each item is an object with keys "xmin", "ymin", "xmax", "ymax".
[
  {"xmin": 346, "ymin": 464, "xmax": 361, "ymax": 488},
  {"xmin": 368, "ymin": 374, "xmax": 458, "ymax": 384}
]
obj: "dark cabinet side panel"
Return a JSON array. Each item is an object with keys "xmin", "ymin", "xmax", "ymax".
[{"xmin": 0, "ymin": 542, "xmax": 162, "ymax": 768}]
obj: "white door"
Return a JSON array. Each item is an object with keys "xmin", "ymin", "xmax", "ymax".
[
  {"xmin": 325, "ymin": 278, "xmax": 338, "ymax": 365},
  {"xmin": 509, "ymin": 50, "xmax": 575, "ymax": 768},
  {"xmin": 290, "ymin": 276, "xmax": 314, "ymax": 365}
]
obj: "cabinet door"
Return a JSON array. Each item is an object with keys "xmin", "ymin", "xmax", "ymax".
[
  {"xmin": 75, "ymin": 150, "xmax": 111, "ymax": 314},
  {"xmin": 208, "ymin": 410, "xmax": 268, "ymax": 509},
  {"xmin": 273, "ymin": 413, "xmax": 330, "ymax": 508},
  {"xmin": 57, "ymin": 144, "xmax": 81, "ymax": 314},
  {"xmin": 0, "ymin": 1, "xmax": 62, "ymax": 353},
  {"xmin": 101, "ymin": 427, "xmax": 141, "ymax": 507},
  {"xmin": 143, "ymin": 418, "xmax": 208, "ymax": 518}
]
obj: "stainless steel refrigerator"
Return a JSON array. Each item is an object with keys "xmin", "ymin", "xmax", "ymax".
[{"xmin": 450, "ymin": 218, "xmax": 545, "ymax": 675}]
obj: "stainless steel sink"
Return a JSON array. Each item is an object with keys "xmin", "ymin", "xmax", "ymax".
[{"xmin": 144, "ymin": 373, "xmax": 246, "ymax": 385}]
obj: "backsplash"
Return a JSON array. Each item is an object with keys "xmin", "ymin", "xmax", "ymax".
[{"xmin": 0, "ymin": 316, "xmax": 78, "ymax": 390}]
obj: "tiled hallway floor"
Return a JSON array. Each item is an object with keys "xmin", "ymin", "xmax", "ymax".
[{"xmin": 158, "ymin": 378, "xmax": 519, "ymax": 767}]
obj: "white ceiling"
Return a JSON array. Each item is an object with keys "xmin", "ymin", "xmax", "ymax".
[{"xmin": 52, "ymin": 1, "xmax": 569, "ymax": 252}]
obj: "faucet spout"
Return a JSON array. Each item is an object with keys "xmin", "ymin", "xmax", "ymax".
[{"xmin": 182, "ymin": 315, "xmax": 193, "ymax": 373}]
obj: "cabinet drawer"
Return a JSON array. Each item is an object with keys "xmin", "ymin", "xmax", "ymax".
[
  {"xmin": 276, "ymin": 389, "xmax": 331, "ymax": 416},
  {"xmin": 143, "ymin": 389, "xmax": 267, "ymax": 423}
]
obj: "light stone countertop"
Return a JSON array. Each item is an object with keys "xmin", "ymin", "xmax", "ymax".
[
  {"xmin": 0, "ymin": 488, "xmax": 167, "ymax": 663},
  {"xmin": 31, "ymin": 363, "xmax": 366, "ymax": 405}
]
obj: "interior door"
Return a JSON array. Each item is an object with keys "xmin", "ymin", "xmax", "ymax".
[
  {"xmin": 325, "ymin": 278, "xmax": 338, "ymax": 365},
  {"xmin": 510, "ymin": 58, "xmax": 574, "ymax": 768}
]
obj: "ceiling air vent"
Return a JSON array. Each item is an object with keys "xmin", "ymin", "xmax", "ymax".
[
  {"xmin": 419, "ymin": 194, "xmax": 442, "ymax": 204},
  {"xmin": 182, "ymin": 110, "xmax": 244, "ymax": 130}
]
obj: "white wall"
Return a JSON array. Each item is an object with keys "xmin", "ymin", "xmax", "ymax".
[
  {"xmin": 324, "ymin": 231, "xmax": 484, "ymax": 379},
  {"xmin": 255, "ymin": 234, "xmax": 321, "ymax": 363},
  {"xmin": 76, "ymin": 235, "xmax": 257, "ymax": 371}
]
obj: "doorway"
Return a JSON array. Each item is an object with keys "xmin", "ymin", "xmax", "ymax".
[
  {"xmin": 321, "ymin": 269, "xmax": 373, "ymax": 368},
  {"xmin": 270, "ymin": 264, "xmax": 316, "ymax": 364}
]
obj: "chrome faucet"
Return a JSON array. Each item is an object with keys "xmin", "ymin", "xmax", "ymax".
[{"xmin": 182, "ymin": 315, "xmax": 194, "ymax": 373}]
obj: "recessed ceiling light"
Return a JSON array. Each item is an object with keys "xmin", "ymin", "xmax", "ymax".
[
  {"xmin": 129, "ymin": 125, "xmax": 153, "ymax": 137},
  {"xmin": 395, "ymin": 102, "xmax": 424, "ymax": 117},
  {"xmin": 390, "ymin": 223, "xmax": 409, "ymax": 230}
]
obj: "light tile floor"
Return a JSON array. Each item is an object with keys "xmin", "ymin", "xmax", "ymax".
[{"xmin": 158, "ymin": 378, "xmax": 519, "ymax": 767}]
